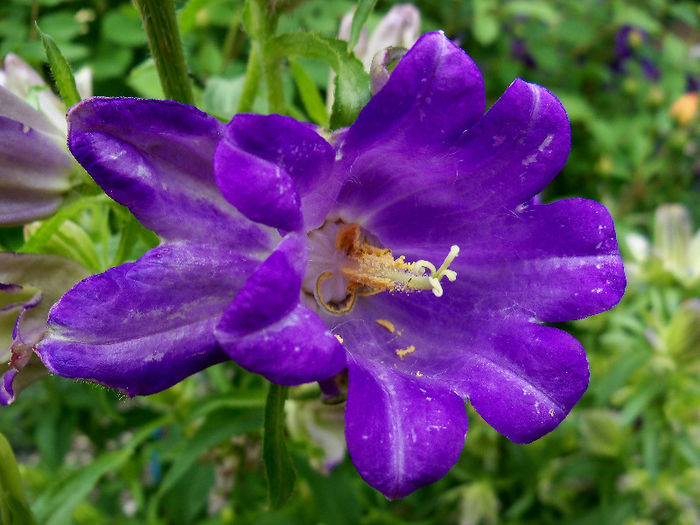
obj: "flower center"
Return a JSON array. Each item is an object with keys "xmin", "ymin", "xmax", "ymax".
[{"xmin": 303, "ymin": 222, "xmax": 459, "ymax": 315}]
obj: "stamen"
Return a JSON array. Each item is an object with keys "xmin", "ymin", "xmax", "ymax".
[{"xmin": 335, "ymin": 225, "xmax": 460, "ymax": 298}]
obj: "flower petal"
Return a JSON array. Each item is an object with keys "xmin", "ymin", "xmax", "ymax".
[
  {"xmin": 215, "ymin": 114, "xmax": 335, "ymax": 229},
  {"xmin": 324, "ymin": 296, "xmax": 589, "ymax": 444},
  {"xmin": 0, "ymin": 369, "xmax": 17, "ymax": 406},
  {"xmin": 0, "ymin": 115, "xmax": 73, "ymax": 225},
  {"xmin": 37, "ymin": 243, "xmax": 262, "ymax": 396},
  {"xmin": 333, "ymin": 32, "xmax": 485, "ymax": 221},
  {"xmin": 345, "ymin": 355, "xmax": 467, "ymax": 499},
  {"xmin": 0, "ymin": 253, "xmax": 90, "ymax": 356},
  {"xmin": 337, "ymin": 79, "xmax": 569, "ymax": 232},
  {"xmin": 369, "ymin": 198, "xmax": 625, "ymax": 323},
  {"xmin": 0, "ymin": 85, "xmax": 63, "ymax": 138},
  {"xmin": 68, "ymin": 98, "xmax": 271, "ymax": 247},
  {"xmin": 216, "ymin": 233, "xmax": 345, "ymax": 385},
  {"xmin": 2, "ymin": 54, "xmax": 67, "ymax": 136}
]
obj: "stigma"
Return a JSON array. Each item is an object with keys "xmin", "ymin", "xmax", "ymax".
[{"xmin": 314, "ymin": 223, "xmax": 459, "ymax": 314}]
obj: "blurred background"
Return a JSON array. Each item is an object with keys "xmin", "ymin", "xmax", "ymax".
[{"xmin": 0, "ymin": 0, "xmax": 699, "ymax": 523}]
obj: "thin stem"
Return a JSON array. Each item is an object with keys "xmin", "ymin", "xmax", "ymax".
[
  {"xmin": 237, "ymin": 43, "xmax": 263, "ymax": 113},
  {"xmin": 134, "ymin": 0, "xmax": 194, "ymax": 105}
]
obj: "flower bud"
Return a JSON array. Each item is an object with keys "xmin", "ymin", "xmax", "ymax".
[{"xmin": 653, "ymin": 204, "xmax": 693, "ymax": 277}]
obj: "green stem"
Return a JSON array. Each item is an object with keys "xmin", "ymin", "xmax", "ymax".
[
  {"xmin": 262, "ymin": 382, "xmax": 296, "ymax": 509},
  {"xmin": 237, "ymin": 43, "xmax": 263, "ymax": 113},
  {"xmin": 134, "ymin": 0, "xmax": 194, "ymax": 105},
  {"xmin": 243, "ymin": 0, "xmax": 285, "ymax": 114}
]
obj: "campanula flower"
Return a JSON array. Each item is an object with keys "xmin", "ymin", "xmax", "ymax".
[
  {"xmin": 0, "ymin": 54, "xmax": 91, "ymax": 225},
  {"xmin": 38, "ymin": 32, "xmax": 625, "ymax": 498}
]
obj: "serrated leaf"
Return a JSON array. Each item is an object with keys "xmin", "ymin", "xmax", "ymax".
[
  {"xmin": 263, "ymin": 383, "xmax": 296, "ymax": 510},
  {"xmin": 348, "ymin": 0, "xmax": 377, "ymax": 51},
  {"xmin": 290, "ymin": 59, "xmax": 328, "ymax": 126},
  {"xmin": 35, "ymin": 24, "xmax": 81, "ymax": 108}
]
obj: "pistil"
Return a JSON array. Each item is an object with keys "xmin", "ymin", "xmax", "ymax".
[{"xmin": 314, "ymin": 224, "xmax": 459, "ymax": 314}]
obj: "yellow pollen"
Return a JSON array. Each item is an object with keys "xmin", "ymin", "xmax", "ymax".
[
  {"xmin": 549, "ymin": 408, "xmax": 555, "ymax": 417},
  {"xmin": 335, "ymin": 334, "xmax": 344, "ymax": 344},
  {"xmin": 416, "ymin": 371, "xmax": 423, "ymax": 377},
  {"xmin": 395, "ymin": 345, "xmax": 415, "ymax": 359},
  {"xmin": 376, "ymin": 319, "xmax": 395, "ymax": 333},
  {"xmin": 336, "ymin": 224, "xmax": 459, "ymax": 298},
  {"xmin": 314, "ymin": 224, "xmax": 460, "ymax": 315}
]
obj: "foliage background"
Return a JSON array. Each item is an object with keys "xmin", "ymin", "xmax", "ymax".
[{"xmin": 0, "ymin": 0, "xmax": 699, "ymax": 523}]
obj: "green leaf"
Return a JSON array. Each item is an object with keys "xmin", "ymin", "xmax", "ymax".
[
  {"xmin": 267, "ymin": 32, "xmax": 369, "ymax": 128},
  {"xmin": 158, "ymin": 408, "xmax": 262, "ymax": 495},
  {"xmin": 19, "ymin": 195, "xmax": 110, "ymax": 254},
  {"xmin": 0, "ymin": 433, "xmax": 36, "ymax": 525},
  {"xmin": 348, "ymin": 0, "xmax": 377, "ymax": 52},
  {"xmin": 472, "ymin": 0, "xmax": 499, "ymax": 46},
  {"xmin": 35, "ymin": 24, "xmax": 81, "ymax": 108},
  {"xmin": 32, "ymin": 417, "xmax": 170, "ymax": 525},
  {"xmin": 290, "ymin": 59, "xmax": 328, "ymax": 126},
  {"xmin": 262, "ymin": 383, "xmax": 296, "ymax": 509}
]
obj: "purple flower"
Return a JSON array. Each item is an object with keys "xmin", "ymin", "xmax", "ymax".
[
  {"xmin": 0, "ymin": 54, "xmax": 91, "ymax": 225},
  {"xmin": 38, "ymin": 32, "xmax": 625, "ymax": 498}
]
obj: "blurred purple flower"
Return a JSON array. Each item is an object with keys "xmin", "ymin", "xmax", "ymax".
[
  {"xmin": 0, "ymin": 54, "xmax": 91, "ymax": 225},
  {"xmin": 613, "ymin": 26, "xmax": 659, "ymax": 81},
  {"xmin": 37, "ymin": 32, "xmax": 625, "ymax": 497}
]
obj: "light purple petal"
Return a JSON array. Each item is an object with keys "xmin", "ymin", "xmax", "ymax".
[
  {"xmin": 345, "ymin": 355, "xmax": 467, "ymax": 499},
  {"xmin": 0, "ymin": 253, "xmax": 91, "ymax": 356},
  {"xmin": 37, "ymin": 243, "xmax": 262, "ymax": 396},
  {"xmin": 2, "ymin": 54, "xmax": 67, "ymax": 135},
  {"xmin": 216, "ymin": 233, "xmax": 345, "ymax": 385},
  {"xmin": 68, "ymin": 97, "xmax": 272, "ymax": 248},
  {"xmin": 0, "ymin": 85, "xmax": 64, "ymax": 138},
  {"xmin": 215, "ymin": 114, "xmax": 336, "ymax": 229},
  {"xmin": 0, "ymin": 115, "xmax": 73, "ymax": 225}
]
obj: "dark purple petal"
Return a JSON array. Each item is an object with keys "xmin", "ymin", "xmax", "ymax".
[
  {"xmin": 324, "ymin": 297, "xmax": 587, "ymax": 444},
  {"xmin": 0, "ymin": 355, "xmax": 48, "ymax": 406},
  {"xmin": 344, "ymin": 79, "xmax": 570, "ymax": 237},
  {"xmin": 345, "ymin": 355, "xmax": 467, "ymax": 499},
  {"xmin": 333, "ymin": 32, "xmax": 485, "ymax": 220},
  {"xmin": 68, "ymin": 98, "xmax": 272, "ymax": 248},
  {"xmin": 216, "ymin": 233, "xmax": 345, "ymax": 384},
  {"xmin": 217, "ymin": 114, "xmax": 336, "ymax": 229},
  {"xmin": 454, "ymin": 323, "xmax": 589, "ymax": 443},
  {"xmin": 219, "ymin": 303, "xmax": 346, "ymax": 385},
  {"xmin": 0, "ymin": 369, "xmax": 17, "ymax": 405},
  {"xmin": 0, "ymin": 115, "xmax": 72, "ymax": 225},
  {"xmin": 367, "ymin": 198, "xmax": 625, "ymax": 323},
  {"xmin": 37, "ymin": 243, "xmax": 262, "ymax": 396},
  {"xmin": 340, "ymin": 31, "xmax": 484, "ymax": 159}
]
